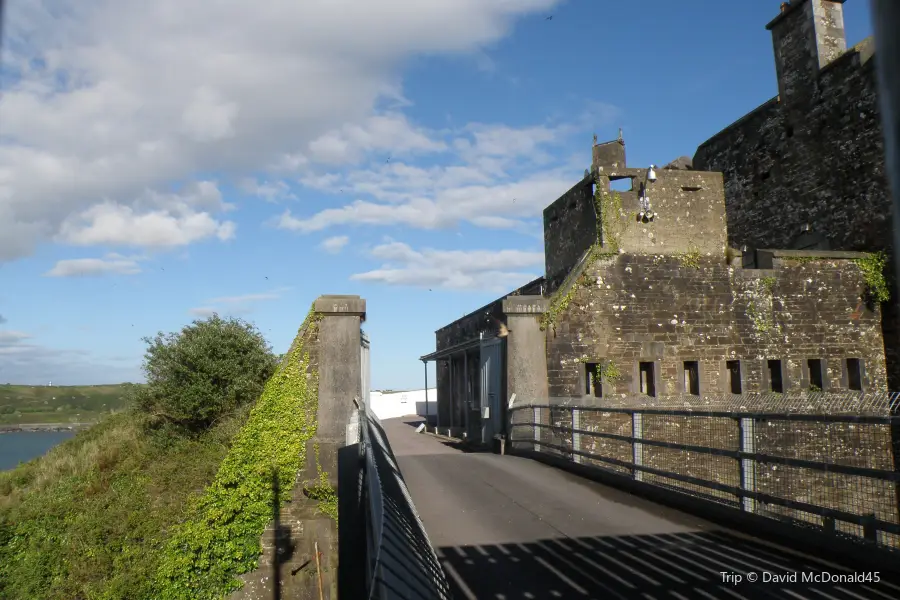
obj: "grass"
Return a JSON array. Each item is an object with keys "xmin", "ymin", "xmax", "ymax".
[
  {"xmin": 0, "ymin": 406, "xmax": 249, "ymax": 599},
  {"xmin": 0, "ymin": 384, "xmax": 138, "ymax": 426}
]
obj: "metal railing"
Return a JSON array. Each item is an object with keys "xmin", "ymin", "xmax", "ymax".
[
  {"xmin": 509, "ymin": 391, "xmax": 900, "ymax": 552},
  {"xmin": 359, "ymin": 401, "xmax": 452, "ymax": 600}
]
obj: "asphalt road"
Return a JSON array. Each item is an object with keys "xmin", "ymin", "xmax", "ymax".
[{"xmin": 382, "ymin": 415, "xmax": 900, "ymax": 600}]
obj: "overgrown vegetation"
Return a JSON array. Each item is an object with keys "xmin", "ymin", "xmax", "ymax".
[
  {"xmin": 854, "ymin": 251, "xmax": 891, "ymax": 304},
  {"xmin": 0, "ymin": 406, "xmax": 249, "ymax": 599},
  {"xmin": 155, "ymin": 309, "xmax": 322, "ymax": 599},
  {"xmin": 133, "ymin": 315, "xmax": 279, "ymax": 433},
  {"xmin": 0, "ymin": 384, "xmax": 137, "ymax": 426},
  {"xmin": 0, "ymin": 312, "xmax": 308, "ymax": 600},
  {"xmin": 540, "ymin": 185, "xmax": 624, "ymax": 332}
]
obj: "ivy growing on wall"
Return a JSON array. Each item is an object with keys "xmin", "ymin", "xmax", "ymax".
[
  {"xmin": 155, "ymin": 307, "xmax": 323, "ymax": 600},
  {"xmin": 855, "ymin": 251, "xmax": 890, "ymax": 304},
  {"xmin": 540, "ymin": 184, "xmax": 625, "ymax": 332}
]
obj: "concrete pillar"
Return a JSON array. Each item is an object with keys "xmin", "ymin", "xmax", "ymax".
[
  {"xmin": 502, "ymin": 296, "xmax": 550, "ymax": 403},
  {"xmin": 502, "ymin": 296, "xmax": 550, "ymax": 448},
  {"xmin": 296, "ymin": 295, "xmax": 366, "ymax": 600},
  {"xmin": 309, "ymin": 294, "xmax": 366, "ymax": 488}
]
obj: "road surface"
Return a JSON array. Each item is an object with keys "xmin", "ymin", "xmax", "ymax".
[{"xmin": 382, "ymin": 415, "xmax": 900, "ymax": 600}]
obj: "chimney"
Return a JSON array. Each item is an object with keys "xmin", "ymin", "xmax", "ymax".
[{"xmin": 767, "ymin": 0, "xmax": 847, "ymax": 106}]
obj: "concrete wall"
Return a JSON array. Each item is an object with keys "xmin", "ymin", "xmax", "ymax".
[
  {"xmin": 369, "ymin": 388, "xmax": 437, "ymax": 421},
  {"xmin": 546, "ymin": 252, "xmax": 887, "ymax": 399}
]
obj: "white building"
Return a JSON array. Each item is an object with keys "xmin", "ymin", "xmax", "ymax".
[{"xmin": 368, "ymin": 388, "xmax": 437, "ymax": 422}]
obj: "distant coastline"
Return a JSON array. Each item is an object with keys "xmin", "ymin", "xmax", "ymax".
[{"xmin": 0, "ymin": 423, "xmax": 95, "ymax": 434}]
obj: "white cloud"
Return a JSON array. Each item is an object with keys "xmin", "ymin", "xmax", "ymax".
[
  {"xmin": 307, "ymin": 113, "xmax": 446, "ymax": 165},
  {"xmin": 189, "ymin": 287, "xmax": 291, "ymax": 316},
  {"xmin": 44, "ymin": 252, "xmax": 147, "ymax": 277},
  {"xmin": 55, "ymin": 182, "xmax": 236, "ymax": 248},
  {"xmin": 279, "ymin": 168, "xmax": 573, "ymax": 233},
  {"xmin": 351, "ymin": 241, "xmax": 543, "ymax": 292},
  {"xmin": 0, "ymin": 331, "xmax": 31, "ymax": 345},
  {"xmin": 0, "ymin": 329, "xmax": 137, "ymax": 385},
  {"xmin": 240, "ymin": 178, "xmax": 297, "ymax": 203},
  {"xmin": 0, "ymin": 0, "xmax": 561, "ymax": 262},
  {"xmin": 320, "ymin": 236, "xmax": 350, "ymax": 254}
]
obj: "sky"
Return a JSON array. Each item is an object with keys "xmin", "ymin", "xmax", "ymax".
[{"xmin": 0, "ymin": 0, "xmax": 876, "ymax": 389}]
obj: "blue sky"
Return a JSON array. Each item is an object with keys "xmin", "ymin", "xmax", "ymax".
[{"xmin": 0, "ymin": 0, "xmax": 874, "ymax": 389}]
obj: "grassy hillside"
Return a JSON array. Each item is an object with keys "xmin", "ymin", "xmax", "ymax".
[
  {"xmin": 0, "ymin": 310, "xmax": 322, "ymax": 599},
  {"xmin": 0, "ymin": 407, "xmax": 249, "ymax": 599},
  {"xmin": 0, "ymin": 384, "xmax": 138, "ymax": 425}
]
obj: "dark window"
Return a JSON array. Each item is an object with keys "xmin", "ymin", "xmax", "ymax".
[
  {"xmin": 807, "ymin": 359, "xmax": 824, "ymax": 391},
  {"xmin": 726, "ymin": 360, "xmax": 742, "ymax": 394},
  {"xmin": 846, "ymin": 358, "xmax": 863, "ymax": 391},
  {"xmin": 639, "ymin": 362, "xmax": 656, "ymax": 397},
  {"xmin": 683, "ymin": 361, "xmax": 700, "ymax": 395},
  {"xmin": 585, "ymin": 363, "xmax": 602, "ymax": 398},
  {"xmin": 768, "ymin": 360, "xmax": 784, "ymax": 393},
  {"xmin": 609, "ymin": 177, "xmax": 633, "ymax": 192}
]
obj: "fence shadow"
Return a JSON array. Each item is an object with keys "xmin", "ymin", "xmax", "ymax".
[
  {"xmin": 271, "ymin": 468, "xmax": 296, "ymax": 600},
  {"xmin": 437, "ymin": 529, "xmax": 900, "ymax": 599}
]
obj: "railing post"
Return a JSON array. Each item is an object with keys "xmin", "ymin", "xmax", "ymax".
[
  {"xmin": 632, "ymin": 411, "xmax": 643, "ymax": 482},
  {"xmin": 572, "ymin": 407, "xmax": 582, "ymax": 464},
  {"xmin": 534, "ymin": 405, "xmax": 541, "ymax": 452},
  {"xmin": 739, "ymin": 417, "xmax": 757, "ymax": 513}
]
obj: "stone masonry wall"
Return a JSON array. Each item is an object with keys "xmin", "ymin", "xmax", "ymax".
[
  {"xmin": 433, "ymin": 277, "xmax": 543, "ymax": 429},
  {"xmin": 692, "ymin": 38, "xmax": 884, "ymax": 256},
  {"xmin": 691, "ymin": 36, "xmax": 899, "ymax": 387},
  {"xmin": 543, "ymin": 177, "xmax": 596, "ymax": 292},
  {"xmin": 539, "ymin": 253, "xmax": 897, "ymax": 541},
  {"xmin": 546, "ymin": 253, "xmax": 886, "ymax": 399}
]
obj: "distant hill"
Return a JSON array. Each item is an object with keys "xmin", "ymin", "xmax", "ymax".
[{"xmin": 0, "ymin": 383, "xmax": 141, "ymax": 426}]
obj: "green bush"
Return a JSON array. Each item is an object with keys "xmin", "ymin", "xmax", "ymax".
[{"xmin": 133, "ymin": 315, "xmax": 278, "ymax": 432}]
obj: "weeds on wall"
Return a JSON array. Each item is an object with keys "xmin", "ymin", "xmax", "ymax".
[
  {"xmin": 855, "ymin": 251, "xmax": 891, "ymax": 304},
  {"xmin": 540, "ymin": 185, "xmax": 625, "ymax": 332},
  {"xmin": 676, "ymin": 244, "xmax": 702, "ymax": 269},
  {"xmin": 746, "ymin": 277, "xmax": 778, "ymax": 335},
  {"xmin": 155, "ymin": 307, "xmax": 324, "ymax": 600}
]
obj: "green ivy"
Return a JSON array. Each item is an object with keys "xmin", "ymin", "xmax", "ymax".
[
  {"xmin": 541, "ymin": 184, "xmax": 624, "ymax": 332},
  {"xmin": 854, "ymin": 251, "xmax": 890, "ymax": 304},
  {"xmin": 304, "ymin": 443, "xmax": 338, "ymax": 521},
  {"xmin": 154, "ymin": 307, "xmax": 322, "ymax": 600},
  {"xmin": 760, "ymin": 276, "xmax": 777, "ymax": 293}
]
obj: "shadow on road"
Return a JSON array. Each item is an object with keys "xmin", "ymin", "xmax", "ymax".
[
  {"xmin": 438, "ymin": 439, "xmax": 492, "ymax": 454},
  {"xmin": 437, "ymin": 529, "xmax": 900, "ymax": 599}
]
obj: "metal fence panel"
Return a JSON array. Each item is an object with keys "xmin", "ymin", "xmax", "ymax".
[
  {"xmin": 360, "ymin": 330, "xmax": 371, "ymax": 407},
  {"xmin": 361, "ymin": 401, "xmax": 453, "ymax": 600},
  {"xmin": 507, "ymin": 391, "xmax": 900, "ymax": 552}
]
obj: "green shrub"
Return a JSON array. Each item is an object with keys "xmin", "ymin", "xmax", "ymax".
[{"xmin": 133, "ymin": 315, "xmax": 278, "ymax": 432}]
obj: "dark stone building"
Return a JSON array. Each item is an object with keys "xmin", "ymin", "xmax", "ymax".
[
  {"xmin": 692, "ymin": 0, "xmax": 898, "ymax": 385},
  {"xmin": 421, "ymin": 128, "xmax": 887, "ymax": 441}
]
